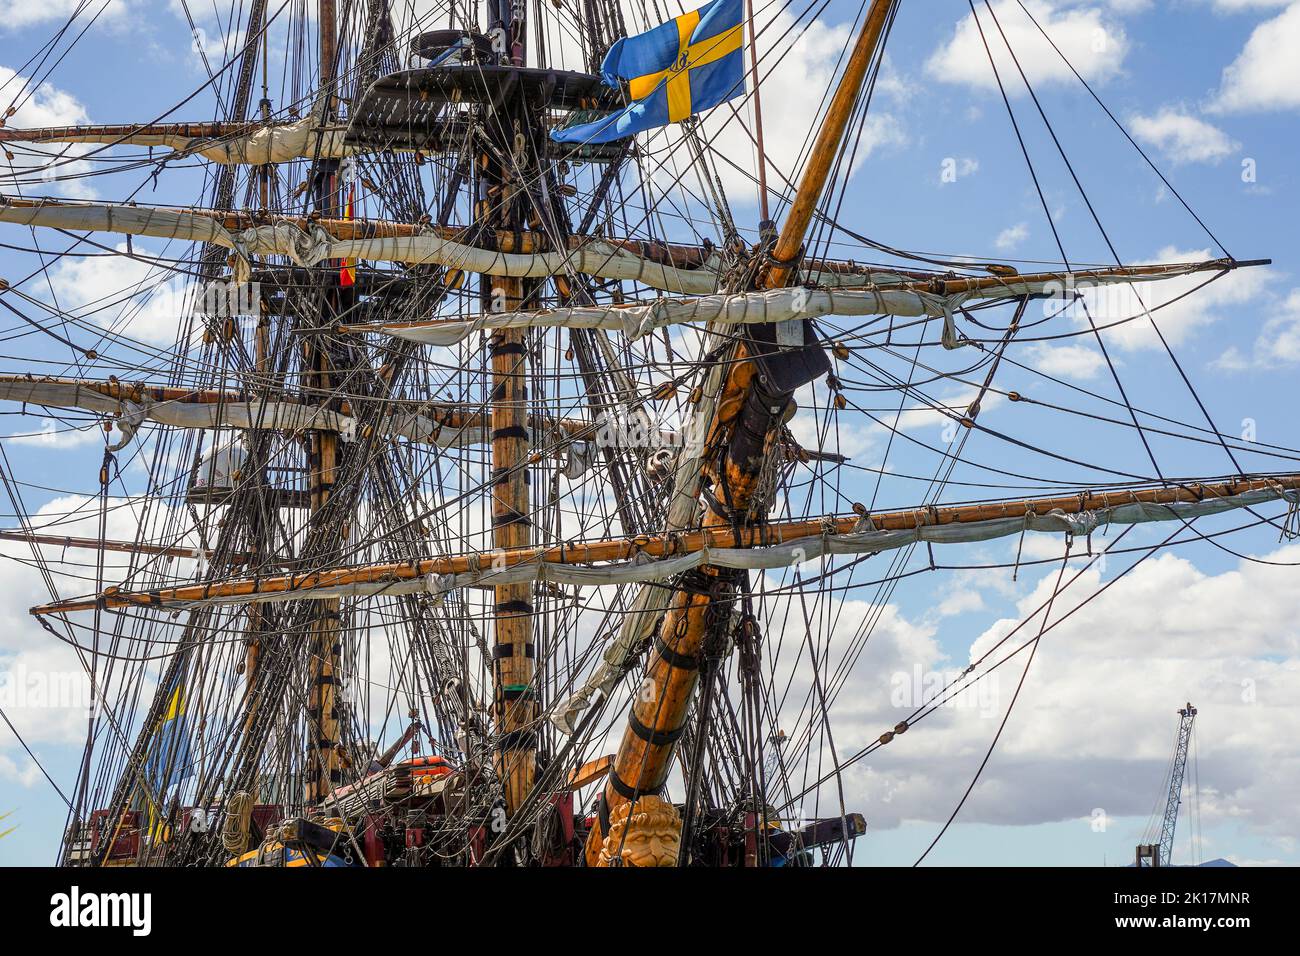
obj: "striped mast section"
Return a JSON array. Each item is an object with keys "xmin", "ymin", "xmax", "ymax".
[
  {"xmin": 304, "ymin": 0, "xmax": 344, "ymax": 807},
  {"xmin": 482, "ymin": 0, "xmax": 538, "ymax": 817}
]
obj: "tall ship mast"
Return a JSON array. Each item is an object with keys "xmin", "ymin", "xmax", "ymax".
[{"xmin": 0, "ymin": 0, "xmax": 1293, "ymax": 867}]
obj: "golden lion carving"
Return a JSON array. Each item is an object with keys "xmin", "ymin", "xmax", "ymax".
[{"xmin": 596, "ymin": 795, "xmax": 681, "ymax": 867}]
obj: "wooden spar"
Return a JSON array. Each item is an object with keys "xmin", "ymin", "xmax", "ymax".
[
  {"xmin": 567, "ymin": 755, "xmax": 615, "ymax": 791},
  {"xmin": 0, "ymin": 193, "xmax": 691, "ymax": 255},
  {"xmin": 304, "ymin": 0, "xmax": 343, "ymax": 807},
  {"xmin": 763, "ymin": 0, "xmax": 894, "ymax": 289},
  {"xmin": 1, "ymin": 121, "xmax": 284, "ymax": 143},
  {"xmin": 242, "ymin": 281, "xmax": 272, "ymax": 739},
  {"xmin": 0, "ymin": 376, "xmax": 248, "ymax": 405},
  {"xmin": 0, "ymin": 374, "xmax": 619, "ymax": 443},
  {"xmin": 0, "ymin": 529, "xmax": 254, "ymax": 563},
  {"xmin": 334, "ymin": 257, "xmax": 1260, "ymax": 337},
  {"xmin": 0, "ymin": 192, "xmax": 1267, "ymax": 291},
  {"xmin": 30, "ymin": 474, "xmax": 1299, "ymax": 614},
  {"xmin": 489, "ymin": 300, "xmax": 537, "ymax": 815},
  {"xmin": 319, "ymin": 0, "xmax": 338, "ymax": 95}
]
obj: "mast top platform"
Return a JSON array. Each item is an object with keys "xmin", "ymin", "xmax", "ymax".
[{"xmin": 345, "ymin": 64, "xmax": 622, "ymax": 159}]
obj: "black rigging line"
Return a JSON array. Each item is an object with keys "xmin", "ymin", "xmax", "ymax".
[
  {"xmin": 968, "ymin": 0, "xmax": 1164, "ymax": 483},
  {"xmin": 913, "ymin": 546, "xmax": 1070, "ymax": 866},
  {"xmin": 982, "ymin": 0, "xmax": 1244, "ymax": 479},
  {"xmin": 1013, "ymin": 0, "xmax": 1231, "ymax": 261},
  {"xmin": 0, "ymin": 703, "xmax": 73, "ymax": 808}
]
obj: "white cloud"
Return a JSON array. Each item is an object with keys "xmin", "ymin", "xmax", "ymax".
[
  {"xmin": 787, "ymin": 542, "xmax": 1300, "ymax": 845},
  {"xmin": 1130, "ymin": 108, "xmax": 1239, "ymax": 164},
  {"xmin": 0, "ymin": 495, "xmax": 196, "ymax": 758},
  {"xmin": 1021, "ymin": 342, "xmax": 1108, "ymax": 379},
  {"xmin": 1213, "ymin": 287, "xmax": 1300, "ymax": 370},
  {"xmin": 4, "ymin": 418, "xmax": 104, "ymax": 449},
  {"xmin": 0, "ymin": 66, "xmax": 96, "ymax": 198},
  {"xmin": 1210, "ymin": 2, "xmax": 1300, "ymax": 113},
  {"xmin": 995, "ymin": 222, "xmax": 1029, "ymax": 251},
  {"xmin": 0, "ymin": 0, "xmax": 128, "ymax": 31},
  {"xmin": 1204, "ymin": 0, "xmax": 1293, "ymax": 13},
  {"xmin": 1067, "ymin": 246, "xmax": 1271, "ymax": 350},
  {"xmin": 45, "ymin": 242, "xmax": 199, "ymax": 345},
  {"xmin": 937, "ymin": 589, "xmax": 986, "ymax": 617},
  {"xmin": 0, "ymin": 750, "xmax": 43, "ymax": 788},
  {"xmin": 789, "ymin": 379, "xmax": 880, "ymax": 461},
  {"xmin": 926, "ymin": 1, "xmax": 1129, "ymax": 93}
]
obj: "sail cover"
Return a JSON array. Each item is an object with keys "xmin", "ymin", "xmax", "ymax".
[{"xmin": 0, "ymin": 196, "xmax": 1236, "ymax": 300}]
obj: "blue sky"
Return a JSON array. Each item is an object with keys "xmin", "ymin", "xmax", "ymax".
[{"xmin": 1, "ymin": 0, "xmax": 1299, "ymax": 867}]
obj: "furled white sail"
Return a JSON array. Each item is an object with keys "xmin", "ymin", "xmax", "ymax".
[
  {"xmin": 350, "ymin": 261, "xmax": 1236, "ymax": 348},
  {"xmin": 2, "ymin": 195, "xmax": 1230, "ymax": 301},
  {"xmin": 6, "ymin": 118, "xmax": 356, "ymax": 165},
  {"xmin": 0, "ymin": 377, "xmax": 473, "ymax": 449},
  {"xmin": 43, "ymin": 483, "xmax": 1293, "ymax": 611},
  {"xmin": 0, "ymin": 377, "xmax": 679, "ymax": 453}
]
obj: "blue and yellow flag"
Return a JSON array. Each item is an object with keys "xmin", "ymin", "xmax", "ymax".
[
  {"xmin": 552, "ymin": 0, "xmax": 745, "ymax": 145},
  {"xmin": 144, "ymin": 669, "xmax": 193, "ymax": 791}
]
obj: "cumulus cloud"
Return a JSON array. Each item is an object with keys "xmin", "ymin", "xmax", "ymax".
[
  {"xmin": 995, "ymin": 222, "xmax": 1029, "ymax": 251},
  {"xmin": 1210, "ymin": 2, "xmax": 1300, "ymax": 113},
  {"xmin": 1130, "ymin": 108, "xmax": 1239, "ymax": 164},
  {"xmin": 1213, "ymin": 288, "xmax": 1300, "ymax": 370},
  {"xmin": 0, "ymin": 66, "xmax": 96, "ymax": 198},
  {"xmin": 1204, "ymin": 1, "xmax": 1292, "ymax": 10},
  {"xmin": 44, "ymin": 242, "xmax": 201, "ymax": 345},
  {"xmin": 0, "ymin": 494, "xmax": 198, "ymax": 783},
  {"xmin": 779, "ymin": 541, "xmax": 1300, "ymax": 848},
  {"xmin": 1021, "ymin": 342, "xmax": 1108, "ymax": 379},
  {"xmin": 0, "ymin": 0, "xmax": 128, "ymax": 31},
  {"xmin": 926, "ymin": 1, "xmax": 1129, "ymax": 93},
  {"xmin": 1065, "ymin": 246, "xmax": 1272, "ymax": 351},
  {"xmin": 3, "ymin": 418, "xmax": 105, "ymax": 449}
]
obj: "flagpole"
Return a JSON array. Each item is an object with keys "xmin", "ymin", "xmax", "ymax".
[{"xmin": 745, "ymin": 0, "xmax": 771, "ymax": 226}]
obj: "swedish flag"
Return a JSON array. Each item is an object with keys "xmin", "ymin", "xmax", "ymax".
[
  {"xmin": 144, "ymin": 669, "xmax": 193, "ymax": 790},
  {"xmin": 552, "ymin": 0, "xmax": 745, "ymax": 145}
]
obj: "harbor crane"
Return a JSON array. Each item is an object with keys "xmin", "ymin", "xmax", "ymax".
[{"xmin": 1135, "ymin": 702, "xmax": 1197, "ymax": 867}]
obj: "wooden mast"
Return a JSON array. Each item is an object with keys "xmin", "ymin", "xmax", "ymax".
[
  {"xmin": 761, "ymin": 0, "xmax": 893, "ymax": 290},
  {"xmin": 482, "ymin": 0, "xmax": 537, "ymax": 817},
  {"xmin": 745, "ymin": 0, "xmax": 770, "ymax": 224},
  {"xmin": 584, "ymin": 0, "xmax": 898, "ymax": 866},
  {"xmin": 304, "ymin": 0, "xmax": 343, "ymax": 807}
]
